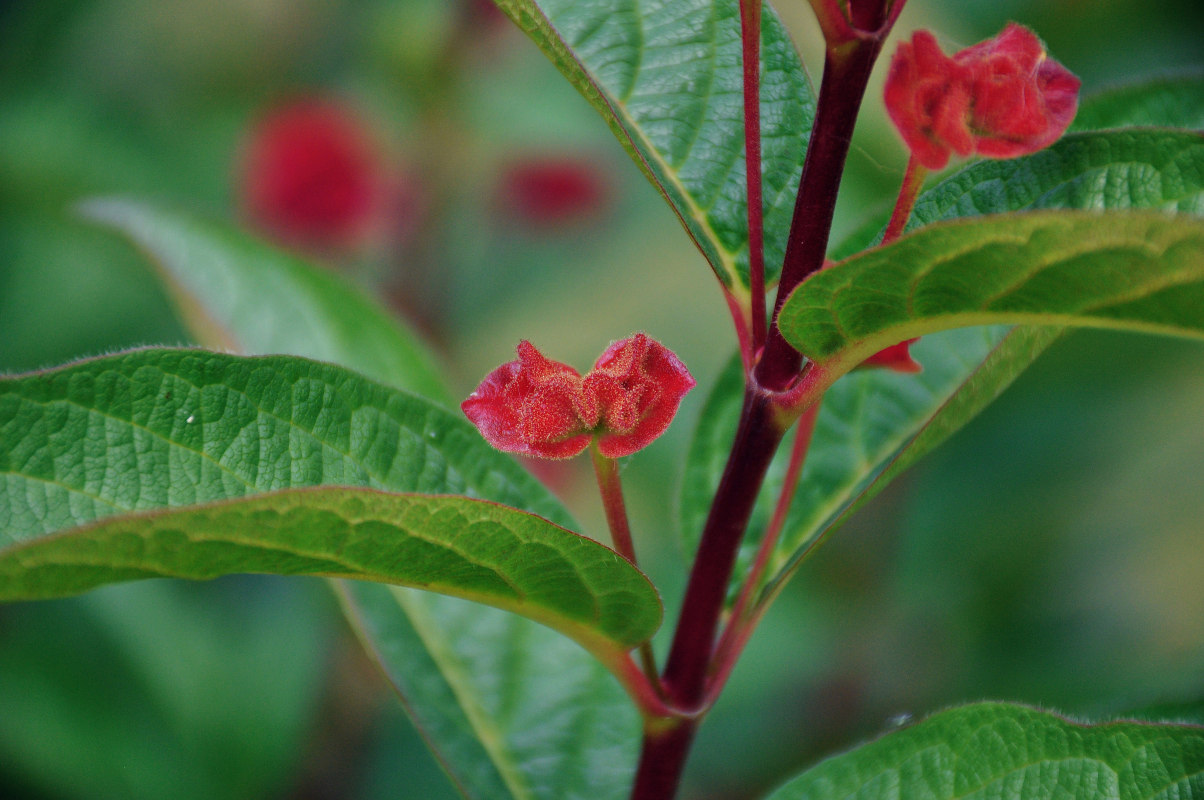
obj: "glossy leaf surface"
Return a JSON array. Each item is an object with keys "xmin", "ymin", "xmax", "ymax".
[
  {"xmin": 493, "ymin": 0, "xmax": 815, "ymax": 288},
  {"xmin": 766, "ymin": 702, "xmax": 1204, "ymax": 800},
  {"xmin": 80, "ymin": 198, "xmax": 450, "ymax": 403},
  {"xmin": 779, "ymin": 211, "xmax": 1204, "ymax": 372}
]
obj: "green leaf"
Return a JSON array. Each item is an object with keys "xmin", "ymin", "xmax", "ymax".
[
  {"xmin": 339, "ymin": 583, "xmax": 640, "ymax": 800},
  {"xmin": 0, "ymin": 348, "xmax": 566, "ymax": 541},
  {"xmin": 1071, "ymin": 69, "xmax": 1204, "ymax": 132},
  {"xmin": 493, "ymin": 0, "xmax": 815, "ymax": 288},
  {"xmin": 779, "ymin": 211, "xmax": 1204, "ymax": 372},
  {"xmin": 79, "ymin": 198, "xmax": 451, "ymax": 404},
  {"xmin": 683, "ymin": 130, "xmax": 1204, "ymax": 601},
  {"xmin": 0, "ymin": 347, "xmax": 648, "ymax": 798},
  {"xmin": 0, "ymin": 488, "xmax": 659, "ymax": 652},
  {"xmin": 765, "ymin": 702, "xmax": 1204, "ymax": 800}
]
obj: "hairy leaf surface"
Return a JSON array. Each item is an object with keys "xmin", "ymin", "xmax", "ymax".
[
  {"xmin": 1, "ymin": 348, "xmax": 650, "ymax": 798},
  {"xmin": 0, "ymin": 488, "xmax": 659, "ymax": 652},
  {"xmin": 779, "ymin": 211, "xmax": 1204, "ymax": 372},
  {"xmin": 766, "ymin": 702, "xmax": 1204, "ymax": 800}
]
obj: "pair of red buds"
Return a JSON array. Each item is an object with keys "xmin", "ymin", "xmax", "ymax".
[
  {"xmin": 465, "ymin": 24, "xmax": 1082, "ymax": 460},
  {"xmin": 462, "ymin": 334, "xmax": 696, "ymax": 460}
]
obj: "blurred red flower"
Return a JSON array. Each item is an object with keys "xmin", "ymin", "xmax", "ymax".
[
  {"xmin": 495, "ymin": 156, "xmax": 610, "ymax": 228},
  {"xmin": 238, "ymin": 98, "xmax": 385, "ymax": 253}
]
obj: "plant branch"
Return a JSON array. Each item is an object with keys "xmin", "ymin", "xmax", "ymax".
[
  {"xmin": 706, "ymin": 399, "xmax": 821, "ymax": 703},
  {"xmin": 591, "ymin": 443, "xmax": 638, "ymax": 566},
  {"xmin": 756, "ymin": 38, "xmax": 887, "ymax": 392},
  {"xmin": 591, "ymin": 443, "xmax": 661, "ymax": 684},
  {"xmin": 741, "ymin": 0, "xmax": 767, "ymax": 352}
]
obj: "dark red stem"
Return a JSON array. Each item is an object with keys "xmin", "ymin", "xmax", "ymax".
[
  {"xmin": 631, "ymin": 720, "xmax": 698, "ymax": 800},
  {"xmin": 741, "ymin": 0, "xmax": 767, "ymax": 351},
  {"xmin": 630, "ymin": 20, "xmax": 894, "ymax": 800},
  {"xmin": 756, "ymin": 40, "xmax": 885, "ymax": 391},
  {"xmin": 630, "ymin": 388, "xmax": 785, "ymax": 798}
]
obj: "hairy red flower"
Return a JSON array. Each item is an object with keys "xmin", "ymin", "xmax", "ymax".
[
  {"xmin": 583, "ymin": 334, "xmax": 697, "ymax": 458},
  {"xmin": 238, "ymin": 98, "xmax": 384, "ymax": 252},
  {"xmin": 884, "ymin": 24, "xmax": 1080, "ymax": 169},
  {"xmin": 462, "ymin": 335, "xmax": 694, "ymax": 460}
]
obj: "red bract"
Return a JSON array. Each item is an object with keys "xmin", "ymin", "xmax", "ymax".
[
  {"xmin": 862, "ymin": 339, "xmax": 921, "ymax": 373},
  {"xmin": 584, "ymin": 334, "xmax": 697, "ymax": 458},
  {"xmin": 238, "ymin": 98, "xmax": 384, "ymax": 252},
  {"xmin": 884, "ymin": 24, "xmax": 1080, "ymax": 170},
  {"xmin": 462, "ymin": 335, "xmax": 695, "ymax": 460}
]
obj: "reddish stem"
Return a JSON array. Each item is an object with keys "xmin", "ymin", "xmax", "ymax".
[
  {"xmin": 724, "ymin": 288, "xmax": 755, "ymax": 376},
  {"xmin": 630, "ymin": 20, "xmax": 895, "ymax": 800},
  {"xmin": 741, "ymin": 0, "xmax": 767, "ymax": 352},
  {"xmin": 591, "ymin": 444, "xmax": 638, "ymax": 566},
  {"xmin": 882, "ymin": 155, "xmax": 927, "ymax": 244},
  {"xmin": 706, "ymin": 400, "xmax": 820, "ymax": 702},
  {"xmin": 756, "ymin": 40, "xmax": 885, "ymax": 392},
  {"xmin": 631, "ymin": 719, "xmax": 698, "ymax": 800},
  {"xmin": 592, "ymin": 445, "xmax": 661, "ymax": 684}
]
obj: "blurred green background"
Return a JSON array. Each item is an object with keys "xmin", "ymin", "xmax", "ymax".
[{"xmin": 2, "ymin": 0, "xmax": 1203, "ymax": 798}]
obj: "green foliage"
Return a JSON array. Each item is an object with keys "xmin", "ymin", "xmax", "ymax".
[
  {"xmin": 766, "ymin": 702, "xmax": 1204, "ymax": 800},
  {"xmin": 341, "ymin": 582, "xmax": 642, "ymax": 800},
  {"xmin": 492, "ymin": 0, "xmax": 815, "ymax": 288},
  {"xmin": 0, "ymin": 349, "xmax": 564, "ymax": 541},
  {"xmin": 25, "ymin": 200, "xmax": 652, "ymax": 798},
  {"xmin": 779, "ymin": 211, "xmax": 1204, "ymax": 371},
  {"xmin": 0, "ymin": 488, "xmax": 660, "ymax": 652},
  {"xmin": 683, "ymin": 124, "xmax": 1204, "ymax": 603},
  {"xmin": 81, "ymin": 198, "xmax": 450, "ymax": 402},
  {"xmin": 1070, "ymin": 70, "xmax": 1204, "ymax": 132}
]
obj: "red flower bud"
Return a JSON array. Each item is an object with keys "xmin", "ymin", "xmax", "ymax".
[
  {"xmin": 884, "ymin": 24, "xmax": 1080, "ymax": 170},
  {"xmin": 462, "ymin": 335, "xmax": 694, "ymax": 460},
  {"xmin": 238, "ymin": 98, "xmax": 385, "ymax": 253}
]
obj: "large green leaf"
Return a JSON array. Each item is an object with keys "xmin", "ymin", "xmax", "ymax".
[
  {"xmin": 339, "ymin": 583, "xmax": 641, "ymax": 800},
  {"xmin": 493, "ymin": 0, "xmax": 814, "ymax": 288},
  {"xmin": 778, "ymin": 211, "xmax": 1204, "ymax": 372},
  {"xmin": 0, "ymin": 347, "xmax": 646, "ymax": 799},
  {"xmin": 0, "ymin": 349, "xmax": 566, "ymax": 540},
  {"xmin": 0, "ymin": 488, "xmax": 659, "ymax": 653},
  {"xmin": 681, "ymin": 129, "xmax": 1204, "ymax": 597},
  {"xmin": 79, "ymin": 198, "xmax": 450, "ymax": 404},
  {"xmin": 1071, "ymin": 69, "xmax": 1204, "ymax": 132},
  {"xmin": 765, "ymin": 702, "xmax": 1204, "ymax": 800}
]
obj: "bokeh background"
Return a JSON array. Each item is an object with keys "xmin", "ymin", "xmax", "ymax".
[{"xmin": 2, "ymin": 0, "xmax": 1204, "ymax": 797}]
